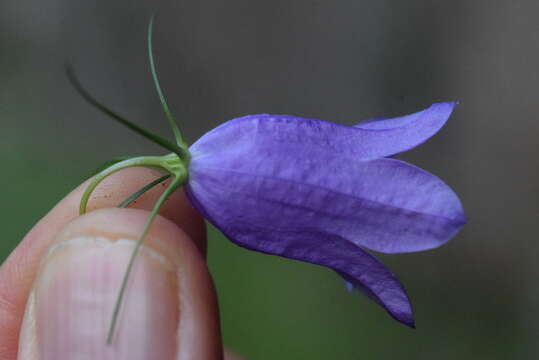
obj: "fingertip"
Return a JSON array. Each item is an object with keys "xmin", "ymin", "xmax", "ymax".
[
  {"xmin": 19, "ymin": 208, "xmax": 221, "ymax": 360},
  {"xmin": 1, "ymin": 167, "xmax": 208, "ymax": 360}
]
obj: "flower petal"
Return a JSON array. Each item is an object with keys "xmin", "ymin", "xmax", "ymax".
[
  {"xmin": 186, "ymin": 184, "xmax": 414, "ymax": 326},
  {"xmin": 353, "ymin": 101, "xmax": 457, "ymax": 156},
  {"xmin": 188, "ymin": 123, "xmax": 466, "ymax": 254},
  {"xmin": 190, "ymin": 102, "xmax": 456, "ymax": 161},
  {"xmin": 356, "ymin": 101, "xmax": 456, "ymax": 134}
]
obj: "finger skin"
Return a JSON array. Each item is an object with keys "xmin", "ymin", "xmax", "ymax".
[
  {"xmin": 0, "ymin": 167, "xmax": 208, "ymax": 360},
  {"xmin": 19, "ymin": 208, "xmax": 222, "ymax": 360}
]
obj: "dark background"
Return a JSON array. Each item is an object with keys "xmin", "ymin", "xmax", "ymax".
[{"xmin": 1, "ymin": 1, "xmax": 538, "ymax": 358}]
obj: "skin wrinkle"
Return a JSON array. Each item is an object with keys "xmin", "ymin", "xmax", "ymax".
[
  {"xmin": 44, "ymin": 237, "xmax": 174, "ymax": 271},
  {"xmin": 0, "ymin": 291, "xmax": 18, "ymax": 316}
]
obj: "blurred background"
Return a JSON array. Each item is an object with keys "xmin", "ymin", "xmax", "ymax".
[{"xmin": 1, "ymin": 0, "xmax": 538, "ymax": 359}]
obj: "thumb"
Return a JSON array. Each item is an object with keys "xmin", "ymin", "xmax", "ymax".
[{"xmin": 18, "ymin": 208, "xmax": 222, "ymax": 360}]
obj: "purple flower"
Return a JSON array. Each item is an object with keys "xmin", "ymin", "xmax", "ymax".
[
  {"xmin": 184, "ymin": 102, "xmax": 466, "ymax": 327},
  {"xmin": 71, "ymin": 26, "xmax": 466, "ymax": 336}
]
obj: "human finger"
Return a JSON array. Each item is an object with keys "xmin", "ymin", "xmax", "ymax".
[
  {"xmin": 17, "ymin": 208, "xmax": 221, "ymax": 360},
  {"xmin": 0, "ymin": 167, "xmax": 206, "ymax": 360}
]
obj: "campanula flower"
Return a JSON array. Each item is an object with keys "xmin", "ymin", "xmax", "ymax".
[
  {"xmin": 185, "ymin": 102, "xmax": 466, "ymax": 327},
  {"xmin": 70, "ymin": 19, "xmax": 466, "ymax": 342}
]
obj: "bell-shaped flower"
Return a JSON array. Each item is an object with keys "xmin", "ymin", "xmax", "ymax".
[
  {"xmin": 71, "ymin": 21, "xmax": 466, "ymax": 341},
  {"xmin": 185, "ymin": 102, "xmax": 466, "ymax": 327},
  {"xmin": 75, "ymin": 83, "xmax": 465, "ymax": 330}
]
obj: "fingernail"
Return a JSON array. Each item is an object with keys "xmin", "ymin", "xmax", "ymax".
[{"xmin": 31, "ymin": 236, "xmax": 179, "ymax": 360}]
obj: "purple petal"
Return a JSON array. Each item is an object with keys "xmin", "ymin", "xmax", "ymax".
[
  {"xmin": 191, "ymin": 102, "xmax": 456, "ymax": 160},
  {"xmin": 356, "ymin": 101, "xmax": 456, "ymax": 132},
  {"xmin": 354, "ymin": 102, "xmax": 457, "ymax": 155},
  {"xmin": 186, "ymin": 107, "xmax": 463, "ymax": 326},
  {"xmin": 186, "ymin": 185, "xmax": 414, "ymax": 326},
  {"xmin": 336, "ymin": 266, "xmax": 414, "ymax": 327},
  {"xmin": 187, "ymin": 122, "xmax": 466, "ymax": 254}
]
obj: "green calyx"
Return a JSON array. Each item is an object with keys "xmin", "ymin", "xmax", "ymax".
[
  {"xmin": 67, "ymin": 17, "xmax": 193, "ymax": 344},
  {"xmin": 79, "ymin": 152, "xmax": 189, "ymax": 215}
]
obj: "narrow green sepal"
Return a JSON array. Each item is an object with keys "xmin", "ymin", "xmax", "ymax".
[
  {"xmin": 147, "ymin": 16, "xmax": 187, "ymax": 149},
  {"xmin": 118, "ymin": 174, "xmax": 171, "ymax": 208},
  {"xmin": 107, "ymin": 176, "xmax": 183, "ymax": 344},
  {"xmin": 65, "ymin": 64, "xmax": 190, "ymax": 163}
]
